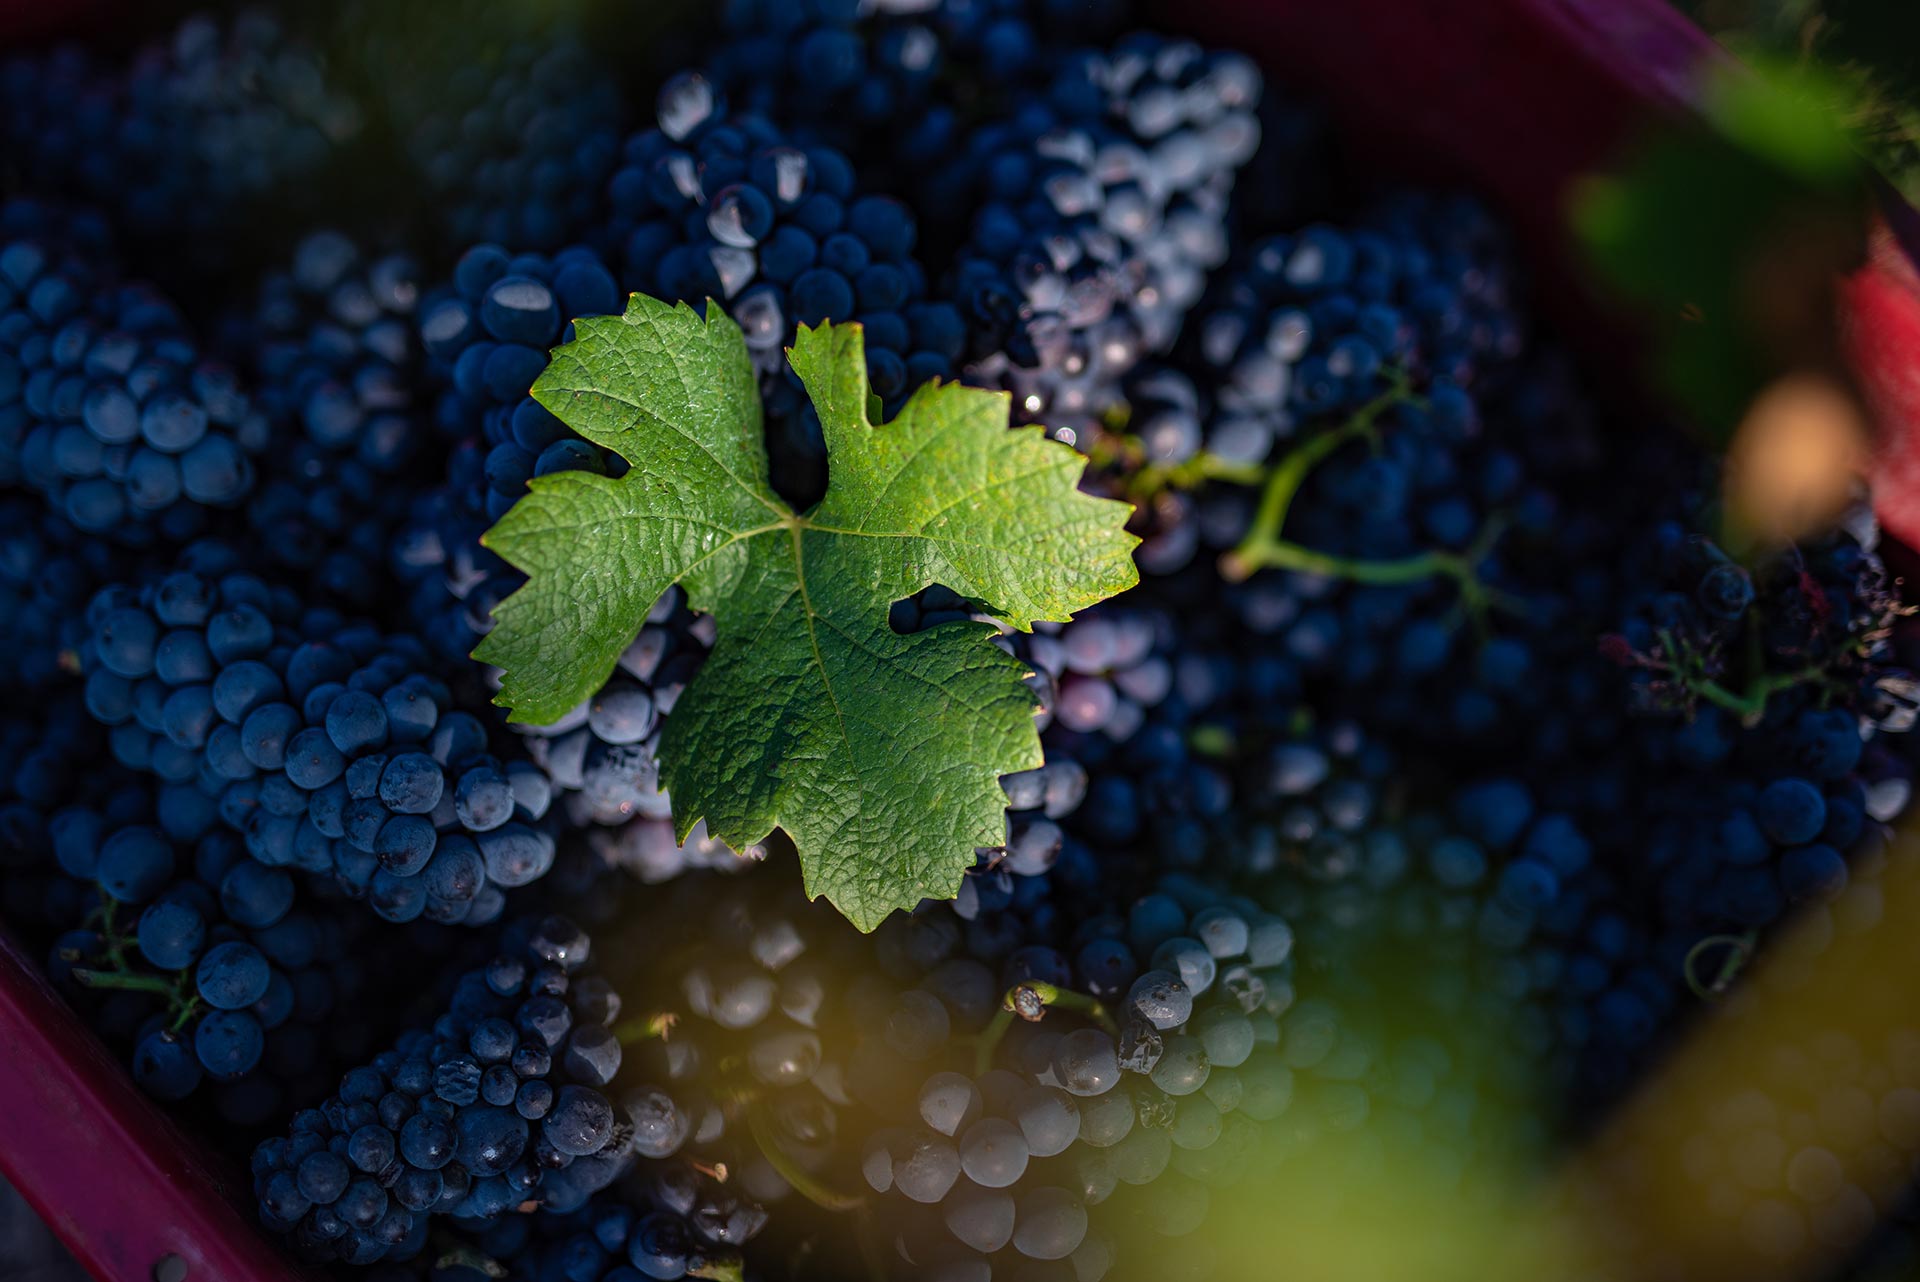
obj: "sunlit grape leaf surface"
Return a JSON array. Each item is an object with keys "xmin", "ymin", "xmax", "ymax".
[{"xmin": 477, "ymin": 297, "xmax": 1137, "ymax": 927}]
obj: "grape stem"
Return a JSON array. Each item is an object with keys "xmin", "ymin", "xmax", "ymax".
[
  {"xmin": 432, "ymin": 1244, "xmax": 509, "ymax": 1280},
  {"xmin": 83, "ymin": 894, "xmax": 136, "ymax": 969},
  {"xmin": 613, "ymin": 1010, "xmax": 679, "ymax": 1044},
  {"xmin": 1654, "ymin": 627, "xmax": 1834, "ymax": 725},
  {"xmin": 1692, "ymin": 666, "xmax": 1830, "ymax": 723},
  {"xmin": 1683, "ymin": 932, "xmax": 1757, "ymax": 999},
  {"xmin": 70, "ymin": 961, "xmax": 203, "ymax": 1029},
  {"xmin": 1112, "ymin": 447, "xmax": 1267, "ymax": 500},
  {"xmin": 689, "ymin": 1255, "xmax": 747, "ymax": 1282},
  {"xmin": 973, "ymin": 981, "xmax": 1117, "ymax": 1076},
  {"xmin": 83, "ymin": 893, "xmax": 116, "ymax": 937},
  {"xmin": 168, "ymin": 993, "xmax": 204, "ymax": 1034},
  {"xmin": 742, "ymin": 1105, "xmax": 865, "ymax": 1213},
  {"xmin": 1216, "ymin": 377, "xmax": 1515, "ymax": 627},
  {"xmin": 69, "ymin": 968, "xmax": 180, "ymax": 997},
  {"xmin": 72, "ymin": 968, "xmax": 179, "ymax": 999},
  {"xmin": 1225, "ymin": 376, "xmax": 1412, "ymax": 574},
  {"xmin": 1083, "ymin": 411, "xmax": 1266, "ymax": 500}
]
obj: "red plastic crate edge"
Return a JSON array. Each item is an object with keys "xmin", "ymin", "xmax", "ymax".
[
  {"xmin": 0, "ymin": 0, "xmax": 106, "ymax": 44},
  {"xmin": 0, "ymin": 928, "xmax": 306, "ymax": 1282}
]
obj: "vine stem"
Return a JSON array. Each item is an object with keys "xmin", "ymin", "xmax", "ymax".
[
  {"xmin": 973, "ymin": 981, "xmax": 1116, "ymax": 1076},
  {"xmin": 83, "ymin": 893, "xmax": 116, "ymax": 935},
  {"xmin": 1225, "ymin": 541, "xmax": 1461, "ymax": 587}
]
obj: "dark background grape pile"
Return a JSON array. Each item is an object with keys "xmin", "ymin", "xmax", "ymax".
[{"xmin": 0, "ymin": 2, "xmax": 1917, "ymax": 1281}]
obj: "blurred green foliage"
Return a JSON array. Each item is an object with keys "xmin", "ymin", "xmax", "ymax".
[
  {"xmin": 1572, "ymin": 55, "xmax": 1867, "ymax": 444},
  {"xmin": 1674, "ymin": 0, "xmax": 1920, "ymax": 202},
  {"xmin": 1569, "ymin": 1, "xmax": 1920, "ymax": 452}
]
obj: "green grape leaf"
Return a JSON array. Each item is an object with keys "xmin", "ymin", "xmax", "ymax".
[{"xmin": 475, "ymin": 295, "xmax": 1139, "ymax": 928}]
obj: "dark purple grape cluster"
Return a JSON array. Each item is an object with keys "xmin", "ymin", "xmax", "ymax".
[
  {"xmin": 1103, "ymin": 194, "xmax": 1524, "ymax": 572},
  {"xmin": 78, "ymin": 555, "xmax": 556, "ymax": 923},
  {"xmin": 0, "ymin": 208, "xmax": 269, "ymax": 540},
  {"xmin": 1606, "ymin": 516, "xmax": 1912, "ymax": 735},
  {"xmin": 606, "ymin": 73, "xmax": 969, "ymax": 496},
  {"xmin": 707, "ymin": 0, "xmax": 1128, "ymax": 239},
  {"xmin": 0, "ymin": 693, "xmax": 402, "ymax": 1126},
  {"xmin": 941, "ymin": 34, "xmax": 1263, "ymax": 428},
  {"xmin": 1587, "ymin": 515, "xmax": 1917, "ymax": 957},
  {"xmin": 1192, "ymin": 195, "xmax": 1523, "ymax": 452},
  {"xmin": 578, "ymin": 868, "xmax": 1319, "ymax": 1279},
  {"xmin": 344, "ymin": 8, "xmax": 624, "ymax": 252},
  {"xmin": 1112, "ymin": 274, "xmax": 1623, "ymax": 770},
  {"xmin": 50, "ymin": 806, "xmax": 391, "ymax": 1119},
  {"xmin": 396, "ymin": 240, "xmax": 628, "ymax": 658},
  {"xmin": 250, "ymin": 916, "xmax": 629, "ymax": 1264},
  {"xmin": 377, "ymin": 1163, "xmax": 765, "ymax": 1282},
  {"xmin": 225, "ymin": 231, "xmax": 428, "ymax": 606},
  {"xmin": 0, "ymin": 12, "xmax": 361, "ymax": 248},
  {"xmin": 0, "ymin": 496, "xmax": 141, "ymax": 697}
]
